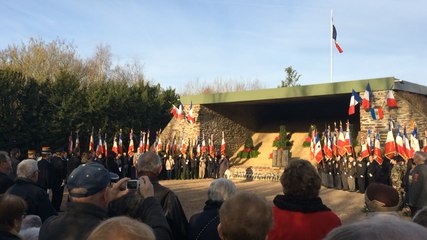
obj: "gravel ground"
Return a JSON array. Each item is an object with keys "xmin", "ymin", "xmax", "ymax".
[{"xmin": 161, "ymin": 178, "xmax": 368, "ymax": 225}]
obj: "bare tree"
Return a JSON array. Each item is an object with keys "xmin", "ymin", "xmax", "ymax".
[{"xmin": 179, "ymin": 78, "xmax": 264, "ymax": 95}]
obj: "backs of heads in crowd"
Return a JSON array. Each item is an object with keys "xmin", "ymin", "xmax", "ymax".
[
  {"xmin": 208, "ymin": 178, "xmax": 237, "ymax": 202},
  {"xmin": 413, "ymin": 206, "xmax": 427, "ymax": 228},
  {"xmin": 87, "ymin": 216, "xmax": 155, "ymax": 240},
  {"xmin": 219, "ymin": 192, "xmax": 272, "ymax": 240},
  {"xmin": 324, "ymin": 214, "xmax": 427, "ymax": 240},
  {"xmin": 67, "ymin": 162, "xmax": 117, "ymax": 198},
  {"xmin": 365, "ymin": 182, "xmax": 401, "ymax": 212},
  {"xmin": 414, "ymin": 151, "xmax": 427, "ymax": 164},
  {"xmin": 17, "ymin": 159, "xmax": 38, "ymax": 179},
  {"xmin": 0, "ymin": 194, "xmax": 27, "ymax": 229},
  {"xmin": 21, "ymin": 215, "xmax": 42, "ymax": 229},
  {"xmin": 280, "ymin": 159, "xmax": 321, "ymax": 199},
  {"xmin": 137, "ymin": 151, "xmax": 162, "ymax": 174},
  {"xmin": 0, "ymin": 151, "xmax": 10, "ymax": 163}
]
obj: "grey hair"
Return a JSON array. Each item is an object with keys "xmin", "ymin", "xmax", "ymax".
[
  {"xmin": 325, "ymin": 214, "xmax": 427, "ymax": 240},
  {"xmin": 414, "ymin": 151, "xmax": 427, "ymax": 164},
  {"xmin": 19, "ymin": 227, "xmax": 40, "ymax": 240},
  {"xmin": 17, "ymin": 159, "xmax": 38, "ymax": 178},
  {"xmin": 21, "ymin": 215, "xmax": 42, "ymax": 229},
  {"xmin": 413, "ymin": 206, "xmax": 427, "ymax": 228},
  {"xmin": 0, "ymin": 151, "xmax": 10, "ymax": 163},
  {"xmin": 137, "ymin": 152, "xmax": 162, "ymax": 173},
  {"xmin": 208, "ymin": 178, "xmax": 236, "ymax": 202}
]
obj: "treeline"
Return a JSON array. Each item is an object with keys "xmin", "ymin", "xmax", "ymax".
[{"xmin": 0, "ymin": 39, "xmax": 179, "ymax": 152}]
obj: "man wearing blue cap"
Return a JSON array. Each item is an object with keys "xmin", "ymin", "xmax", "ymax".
[{"xmin": 39, "ymin": 162, "xmax": 129, "ymax": 239}]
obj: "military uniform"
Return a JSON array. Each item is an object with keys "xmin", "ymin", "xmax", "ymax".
[
  {"xmin": 356, "ymin": 157, "xmax": 367, "ymax": 193},
  {"xmin": 326, "ymin": 159, "xmax": 334, "ymax": 188},
  {"xmin": 340, "ymin": 157, "xmax": 349, "ymax": 190},
  {"xmin": 390, "ymin": 160, "xmax": 406, "ymax": 193},
  {"xmin": 347, "ymin": 158, "xmax": 357, "ymax": 191},
  {"xmin": 333, "ymin": 158, "xmax": 342, "ymax": 189},
  {"xmin": 367, "ymin": 158, "xmax": 380, "ymax": 187}
]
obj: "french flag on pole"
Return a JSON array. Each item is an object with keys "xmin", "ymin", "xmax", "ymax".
[
  {"xmin": 348, "ymin": 89, "xmax": 362, "ymax": 115},
  {"xmin": 362, "ymin": 83, "xmax": 372, "ymax": 110},
  {"xmin": 332, "ymin": 20, "xmax": 343, "ymax": 53},
  {"xmin": 386, "ymin": 90, "xmax": 398, "ymax": 107}
]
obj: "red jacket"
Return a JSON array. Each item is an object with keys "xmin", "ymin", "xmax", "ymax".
[{"xmin": 268, "ymin": 195, "xmax": 341, "ymax": 240}]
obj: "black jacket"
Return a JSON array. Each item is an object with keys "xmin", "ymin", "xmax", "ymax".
[
  {"xmin": 7, "ymin": 178, "xmax": 57, "ymax": 222},
  {"xmin": 0, "ymin": 172, "xmax": 14, "ymax": 194},
  {"xmin": 151, "ymin": 176, "xmax": 188, "ymax": 240},
  {"xmin": 0, "ymin": 230, "xmax": 21, "ymax": 240},
  {"xmin": 37, "ymin": 158, "xmax": 52, "ymax": 190},
  {"xmin": 109, "ymin": 194, "xmax": 172, "ymax": 240},
  {"xmin": 39, "ymin": 202, "xmax": 108, "ymax": 240},
  {"xmin": 188, "ymin": 200, "xmax": 222, "ymax": 240}
]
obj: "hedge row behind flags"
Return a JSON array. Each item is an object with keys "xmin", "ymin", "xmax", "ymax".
[{"xmin": 348, "ymin": 83, "xmax": 398, "ymax": 119}]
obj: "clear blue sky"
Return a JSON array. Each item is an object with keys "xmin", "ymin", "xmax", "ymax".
[{"xmin": 2, "ymin": 0, "xmax": 426, "ymax": 92}]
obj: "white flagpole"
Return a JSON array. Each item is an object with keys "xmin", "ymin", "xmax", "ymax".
[{"xmin": 330, "ymin": 9, "xmax": 333, "ymax": 83}]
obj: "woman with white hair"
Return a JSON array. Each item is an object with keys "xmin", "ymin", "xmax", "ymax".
[{"xmin": 188, "ymin": 178, "xmax": 236, "ymax": 240}]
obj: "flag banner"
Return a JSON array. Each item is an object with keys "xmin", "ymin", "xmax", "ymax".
[
  {"xmin": 370, "ymin": 107, "xmax": 383, "ymax": 120},
  {"xmin": 103, "ymin": 133, "xmax": 108, "ymax": 158},
  {"xmin": 386, "ymin": 90, "xmax": 398, "ymax": 107},
  {"xmin": 374, "ymin": 132, "xmax": 383, "ymax": 165},
  {"xmin": 112, "ymin": 136, "xmax": 118, "ymax": 154},
  {"xmin": 201, "ymin": 135, "xmax": 206, "ymax": 154},
  {"xmin": 396, "ymin": 127, "xmax": 408, "ymax": 161},
  {"xmin": 128, "ymin": 129, "xmax": 134, "ymax": 157},
  {"xmin": 315, "ymin": 134, "xmax": 324, "ymax": 163},
  {"xmin": 177, "ymin": 104, "xmax": 184, "ymax": 119},
  {"xmin": 186, "ymin": 101, "xmax": 196, "ymax": 124},
  {"xmin": 170, "ymin": 104, "xmax": 178, "ymax": 118},
  {"xmin": 96, "ymin": 132, "xmax": 104, "ymax": 156},
  {"xmin": 221, "ymin": 131, "xmax": 226, "ymax": 155},
  {"xmin": 337, "ymin": 125, "xmax": 346, "ymax": 157},
  {"xmin": 138, "ymin": 132, "xmax": 144, "ymax": 153},
  {"xmin": 410, "ymin": 127, "xmax": 420, "ymax": 158},
  {"xmin": 118, "ymin": 130, "xmax": 123, "ymax": 154},
  {"xmin": 348, "ymin": 90, "xmax": 362, "ymax": 115},
  {"xmin": 360, "ymin": 141, "xmax": 370, "ymax": 159},
  {"xmin": 75, "ymin": 131, "xmax": 80, "ymax": 150},
  {"xmin": 424, "ymin": 130, "xmax": 427, "ymax": 153},
  {"xmin": 146, "ymin": 131, "xmax": 150, "ymax": 152},
  {"xmin": 384, "ymin": 124, "xmax": 396, "ymax": 160},
  {"xmin": 68, "ymin": 132, "xmax": 73, "ymax": 154},
  {"xmin": 362, "ymin": 83, "xmax": 372, "ymax": 110},
  {"xmin": 89, "ymin": 130, "xmax": 94, "ymax": 151},
  {"xmin": 332, "ymin": 24, "xmax": 343, "ymax": 53},
  {"xmin": 344, "ymin": 122, "xmax": 352, "ymax": 155},
  {"xmin": 403, "ymin": 127, "xmax": 411, "ymax": 159}
]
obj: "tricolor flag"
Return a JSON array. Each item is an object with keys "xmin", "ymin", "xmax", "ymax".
[
  {"xmin": 103, "ymin": 133, "xmax": 108, "ymax": 158},
  {"xmin": 138, "ymin": 131, "xmax": 145, "ymax": 153},
  {"xmin": 201, "ymin": 135, "xmax": 206, "ymax": 154},
  {"xmin": 403, "ymin": 126, "xmax": 411, "ymax": 160},
  {"xmin": 344, "ymin": 121, "xmax": 352, "ymax": 155},
  {"xmin": 89, "ymin": 129, "xmax": 95, "ymax": 151},
  {"xmin": 221, "ymin": 131, "xmax": 226, "ymax": 155},
  {"xmin": 360, "ymin": 127, "xmax": 371, "ymax": 159},
  {"xmin": 166, "ymin": 140, "xmax": 171, "ymax": 155},
  {"xmin": 374, "ymin": 131, "xmax": 383, "ymax": 165},
  {"xmin": 323, "ymin": 129, "xmax": 333, "ymax": 160},
  {"xmin": 68, "ymin": 132, "xmax": 73, "ymax": 155},
  {"xmin": 96, "ymin": 132, "xmax": 104, "ymax": 156},
  {"xmin": 310, "ymin": 128, "xmax": 316, "ymax": 160},
  {"xmin": 332, "ymin": 124, "xmax": 338, "ymax": 157},
  {"xmin": 384, "ymin": 122, "xmax": 396, "ymax": 160},
  {"xmin": 386, "ymin": 90, "xmax": 398, "ymax": 107},
  {"xmin": 197, "ymin": 139, "xmax": 201, "ymax": 156},
  {"xmin": 173, "ymin": 136, "xmax": 177, "ymax": 155},
  {"xmin": 337, "ymin": 124, "xmax": 347, "ymax": 157},
  {"xmin": 370, "ymin": 107, "xmax": 383, "ymax": 120},
  {"xmin": 424, "ymin": 130, "xmax": 427, "ymax": 153},
  {"xmin": 209, "ymin": 134, "xmax": 215, "ymax": 157},
  {"xmin": 170, "ymin": 104, "xmax": 178, "ymax": 118},
  {"xmin": 112, "ymin": 135, "xmax": 118, "ymax": 154},
  {"xmin": 410, "ymin": 126, "xmax": 420, "ymax": 158},
  {"xmin": 362, "ymin": 83, "xmax": 372, "ymax": 110},
  {"xmin": 332, "ymin": 19, "xmax": 343, "ymax": 53},
  {"xmin": 181, "ymin": 137, "xmax": 187, "ymax": 155},
  {"xmin": 75, "ymin": 131, "xmax": 80, "ymax": 150},
  {"xmin": 157, "ymin": 136, "xmax": 163, "ymax": 153},
  {"xmin": 315, "ymin": 134, "xmax": 324, "ymax": 163},
  {"xmin": 395, "ymin": 126, "xmax": 408, "ymax": 161},
  {"xmin": 348, "ymin": 90, "xmax": 362, "ymax": 115},
  {"xmin": 128, "ymin": 129, "xmax": 134, "ymax": 157},
  {"xmin": 186, "ymin": 101, "xmax": 195, "ymax": 124},
  {"xmin": 118, "ymin": 130, "xmax": 123, "ymax": 154},
  {"xmin": 145, "ymin": 131, "xmax": 150, "ymax": 152},
  {"xmin": 177, "ymin": 104, "xmax": 184, "ymax": 119}
]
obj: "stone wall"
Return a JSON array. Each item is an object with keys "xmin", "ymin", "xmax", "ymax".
[
  {"xmin": 359, "ymin": 90, "xmax": 427, "ymax": 143},
  {"xmin": 161, "ymin": 104, "xmax": 253, "ymax": 156}
]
